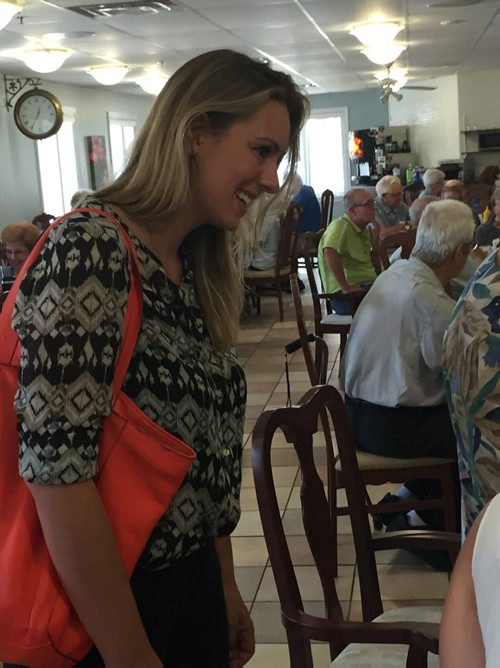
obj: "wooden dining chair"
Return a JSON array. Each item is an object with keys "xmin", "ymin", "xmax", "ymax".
[
  {"xmin": 252, "ymin": 384, "xmax": 459, "ymax": 668},
  {"xmin": 302, "ymin": 249, "xmax": 358, "ymax": 364},
  {"xmin": 377, "ymin": 226, "xmax": 417, "ymax": 270},
  {"xmin": 244, "ymin": 202, "xmax": 301, "ymax": 321},
  {"xmin": 320, "ymin": 189, "xmax": 334, "ymax": 228}
]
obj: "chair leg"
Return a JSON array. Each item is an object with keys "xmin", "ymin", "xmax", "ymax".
[
  {"xmin": 441, "ymin": 468, "xmax": 458, "ymax": 534},
  {"xmin": 286, "ymin": 630, "xmax": 314, "ymax": 668},
  {"xmin": 277, "ymin": 283, "xmax": 284, "ymax": 322}
]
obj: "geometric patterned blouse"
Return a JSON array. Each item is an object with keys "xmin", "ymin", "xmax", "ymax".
[
  {"xmin": 12, "ymin": 198, "xmax": 246, "ymax": 570},
  {"xmin": 443, "ymin": 250, "xmax": 500, "ymax": 536}
]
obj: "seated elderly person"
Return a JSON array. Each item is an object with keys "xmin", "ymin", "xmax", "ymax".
[
  {"xmin": 342, "ymin": 200, "xmax": 475, "ymax": 533},
  {"xmin": 374, "ymin": 175, "xmax": 409, "ymax": 229},
  {"xmin": 318, "ymin": 188, "xmax": 378, "ymax": 315},
  {"xmin": 419, "ymin": 168, "xmax": 445, "ymax": 198},
  {"xmin": 388, "ymin": 196, "xmax": 439, "ymax": 265},
  {"xmin": 442, "ymin": 178, "xmax": 481, "ymax": 226},
  {"xmin": 1, "ymin": 221, "xmax": 39, "ymax": 276},
  {"xmin": 293, "ymin": 182, "xmax": 322, "ymax": 233},
  {"xmin": 476, "ymin": 188, "xmax": 500, "ymax": 246}
]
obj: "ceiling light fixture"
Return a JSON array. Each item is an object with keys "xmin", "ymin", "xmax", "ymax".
[
  {"xmin": 350, "ymin": 21, "xmax": 403, "ymax": 47},
  {"xmin": 0, "ymin": 1, "xmax": 20, "ymax": 30},
  {"xmin": 136, "ymin": 71, "xmax": 168, "ymax": 95},
  {"xmin": 361, "ymin": 44, "xmax": 406, "ymax": 65},
  {"xmin": 18, "ymin": 48, "xmax": 71, "ymax": 73},
  {"xmin": 87, "ymin": 65, "xmax": 129, "ymax": 85}
]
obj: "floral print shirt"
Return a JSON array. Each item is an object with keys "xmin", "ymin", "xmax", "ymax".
[{"xmin": 443, "ymin": 250, "xmax": 500, "ymax": 535}]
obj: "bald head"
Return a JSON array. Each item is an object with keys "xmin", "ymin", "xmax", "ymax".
[
  {"xmin": 409, "ymin": 196, "xmax": 439, "ymax": 226},
  {"xmin": 442, "ymin": 179, "xmax": 464, "ymax": 201}
]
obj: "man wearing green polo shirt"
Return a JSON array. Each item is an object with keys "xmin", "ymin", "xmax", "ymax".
[{"xmin": 318, "ymin": 188, "xmax": 378, "ymax": 314}]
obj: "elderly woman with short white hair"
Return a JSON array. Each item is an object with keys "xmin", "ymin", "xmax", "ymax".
[
  {"xmin": 419, "ymin": 168, "xmax": 445, "ymax": 198},
  {"xmin": 374, "ymin": 174, "xmax": 409, "ymax": 229}
]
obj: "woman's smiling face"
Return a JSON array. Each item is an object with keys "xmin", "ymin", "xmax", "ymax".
[{"xmin": 187, "ymin": 99, "xmax": 291, "ymax": 232}]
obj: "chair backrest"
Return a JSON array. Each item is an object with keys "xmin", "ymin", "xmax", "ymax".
[
  {"xmin": 402, "ymin": 182, "xmax": 424, "ymax": 206},
  {"xmin": 277, "ymin": 202, "xmax": 301, "ymax": 270},
  {"xmin": 300, "ymin": 228, "xmax": 324, "ymax": 263},
  {"xmin": 303, "ymin": 250, "xmax": 331, "ymax": 325},
  {"xmin": 320, "ymin": 189, "xmax": 334, "ymax": 228},
  {"xmin": 378, "ymin": 227, "xmax": 417, "ymax": 270},
  {"xmin": 252, "ymin": 384, "xmax": 385, "ymax": 665},
  {"xmin": 289, "ymin": 274, "xmax": 328, "ymax": 385}
]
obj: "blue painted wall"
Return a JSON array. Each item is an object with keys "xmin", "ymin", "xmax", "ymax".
[{"xmin": 309, "ymin": 90, "xmax": 389, "ymax": 131}]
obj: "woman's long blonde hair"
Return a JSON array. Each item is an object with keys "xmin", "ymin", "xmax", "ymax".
[{"xmin": 96, "ymin": 49, "xmax": 309, "ymax": 348}]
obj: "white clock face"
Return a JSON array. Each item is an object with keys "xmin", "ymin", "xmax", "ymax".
[{"xmin": 18, "ymin": 94, "xmax": 58, "ymax": 135}]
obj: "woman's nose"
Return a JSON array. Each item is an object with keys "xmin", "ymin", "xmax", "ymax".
[{"xmin": 259, "ymin": 162, "xmax": 280, "ymax": 195}]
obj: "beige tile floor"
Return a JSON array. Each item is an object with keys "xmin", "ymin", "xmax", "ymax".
[{"xmin": 236, "ymin": 273, "xmax": 449, "ymax": 667}]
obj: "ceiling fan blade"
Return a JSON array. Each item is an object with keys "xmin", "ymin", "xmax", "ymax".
[{"xmin": 404, "ymin": 85, "xmax": 436, "ymax": 90}]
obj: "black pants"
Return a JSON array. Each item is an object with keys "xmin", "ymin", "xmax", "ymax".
[
  {"xmin": 345, "ymin": 396, "xmax": 459, "ymax": 529},
  {"xmin": 6, "ymin": 540, "xmax": 229, "ymax": 668}
]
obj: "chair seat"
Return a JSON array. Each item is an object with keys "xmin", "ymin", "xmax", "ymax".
[
  {"xmin": 331, "ymin": 606, "xmax": 441, "ymax": 667},
  {"xmin": 335, "ymin": 450, "xmax": 455, "ymax": 472},
  {"xmin": 321, "ymin": 313, "xmax": 352, "ymax": 326},
  {"xmin": 244, "ymin": 264, "xmax": 291, "ymax": 279}
]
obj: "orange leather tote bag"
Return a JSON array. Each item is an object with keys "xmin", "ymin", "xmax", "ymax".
[{"xmin": 0, "ymin": 208, "xmax": 195, "ymax": 667}]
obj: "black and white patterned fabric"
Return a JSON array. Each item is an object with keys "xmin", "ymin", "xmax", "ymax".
[{"xmin": 12, "ymin": 197, "xmax": 246, "ymax": 570}]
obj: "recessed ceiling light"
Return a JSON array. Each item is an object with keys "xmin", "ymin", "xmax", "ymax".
[
  {"xmin": 43, "ymin": 31, "xmax": 96, "ymax": 40},
  {"xmin": 439, "ymin": 19, "xmax": 466, "ymax": 25},
  {"xmin": 427, "ymin": 0, "xmax": 481, "ymax": 7}
]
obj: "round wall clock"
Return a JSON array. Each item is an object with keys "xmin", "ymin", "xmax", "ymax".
[{"xmin": 13, "ymin": 88, "xmax": 64, "ymax": 140}]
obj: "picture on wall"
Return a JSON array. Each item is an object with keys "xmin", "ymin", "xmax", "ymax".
[{"xmin": 86, "ymin": 135, "xmax": 109, "ymax": 189}]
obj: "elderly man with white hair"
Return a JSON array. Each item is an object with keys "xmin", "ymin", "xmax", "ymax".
[
  {"xmin": 374, "ymin": 174, "xmax": 409, "ymax": 229},
  {"xmin": 342, "ymin": 200, "xmax": 476, "ymax": 541},
  {"xmin": 419, "ymin": 168, "xmax": 445, "ymax": 198}
]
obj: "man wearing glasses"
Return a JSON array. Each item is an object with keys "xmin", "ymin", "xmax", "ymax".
[
  {"xmin": 375, "ymin": 175, "xmax": 410, "ymax": 229},
  {"xmin": 318, "ymin": 187, "xmax": 378, "ymax": 315}
]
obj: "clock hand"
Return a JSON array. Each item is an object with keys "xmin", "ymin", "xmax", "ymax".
[{"xmin": 31, "ymin": 105, "xmax": 41, "ymax": 130}]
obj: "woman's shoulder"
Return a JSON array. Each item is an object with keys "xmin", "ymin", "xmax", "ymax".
[{"xmin": 47, "ymin": 199, "xmax": 127, "ymax": 252}]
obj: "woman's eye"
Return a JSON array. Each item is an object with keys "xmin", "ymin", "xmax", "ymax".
[{"xmin": 255, "ymin": 146, "xmax": 271, "ymax": 159}]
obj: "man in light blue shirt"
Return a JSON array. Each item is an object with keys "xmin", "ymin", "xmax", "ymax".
[{"xmin": 342, "ymin": 200, "xmax": 476, "ymax": 534}]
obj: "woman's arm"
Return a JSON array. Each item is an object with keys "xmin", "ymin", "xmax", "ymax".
[
  {"xmin": 215, "ymin": 536, "xmax": 255, "ymax": 667},
  {"xmin": 30, "ymin": 480, "xmax": 161, "ymax": 668},
  {"xmin": 440, "ymin": 509, "xmax": 486, "ymax": 668}
]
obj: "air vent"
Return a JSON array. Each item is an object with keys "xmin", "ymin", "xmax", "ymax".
[{"xmin": 68, "ymin": 0, "xmax": 176, "ymax": 18}]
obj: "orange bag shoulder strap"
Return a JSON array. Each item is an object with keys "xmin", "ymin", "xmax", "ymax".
[{"xmin": 0, "ymin": 206, "xmax": 142, "ymax": 404}]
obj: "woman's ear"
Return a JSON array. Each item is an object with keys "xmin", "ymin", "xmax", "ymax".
[{"xmin": 185, "ymin": 113, "xmax": 211, "ymax": 156}]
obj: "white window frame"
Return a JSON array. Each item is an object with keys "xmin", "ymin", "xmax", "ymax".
[
  {"xmin": 107, "ymin": 111, "xmax": 136, "ymax": 177},
  {"xmin": 299, "ymin": 107, "xmax": 350, "ymax": 196},
  {"xmin": 36, "ymin": 106, "xmax": 78, "ymax": 216}
]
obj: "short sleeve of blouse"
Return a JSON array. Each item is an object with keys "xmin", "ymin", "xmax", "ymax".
[{"xmin": 12, "ymin": 211, "xmax": 130, "ymax": 485}]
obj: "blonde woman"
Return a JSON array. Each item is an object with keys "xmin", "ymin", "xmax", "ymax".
[{"xmin": 10, "ymin": 49, "xmax": 308, "ymax": 668}]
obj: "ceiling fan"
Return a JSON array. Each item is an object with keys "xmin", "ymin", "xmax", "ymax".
[{"xmin": 377, "ymin": 64, "xmax": 437, "ymax": 104}]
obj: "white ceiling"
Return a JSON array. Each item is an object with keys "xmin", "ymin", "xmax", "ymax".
[{"xmin": 0, "ymin": 0, "xmax": 499, "ymax": 96}]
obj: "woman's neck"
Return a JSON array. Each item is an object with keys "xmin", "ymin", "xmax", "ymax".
[{"xmin": 110, "ymin": 204, "xmax": 194, "ymax": 285}]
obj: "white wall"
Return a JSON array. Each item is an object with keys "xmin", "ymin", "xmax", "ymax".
[
  {"xmin": 0, "ymin": 82, "xmax": 153, "ymax": 226},
  {"xmin": 458, "ymin": 67, "xmax": 500, "ymax": 131},
  {"xmin": 387, "ymin": 74, "xmax": 461, "ymax": 167}
]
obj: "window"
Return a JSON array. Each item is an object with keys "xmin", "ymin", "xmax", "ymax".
[
  {"xmin": 107, "ymin": 112, "xmax": 136, "ymax": 177},
  {"xmin": 294, "ymin": 108, "xmax": 350, "ymax": 196},
  {"xmin": 36, "ymin": 107, "xmax": 78, "ymax": 216}
]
